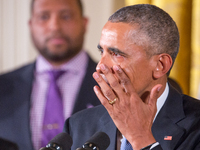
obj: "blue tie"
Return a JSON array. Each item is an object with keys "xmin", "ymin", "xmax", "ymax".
[{"xmin": 120, "ymin": 136, "xmax": 133, "ymax": 150}]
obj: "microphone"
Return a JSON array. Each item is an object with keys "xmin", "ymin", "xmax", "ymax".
[
  {"xmin": 76, "ymin": 132, "xmax": 110, "ymax": 150},
  {"xmin": 40, "ymin": 132, "xmax": 72, "ymax": 150}
]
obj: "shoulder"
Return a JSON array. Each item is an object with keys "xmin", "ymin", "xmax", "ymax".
[
  {"xmin": 0, "ymin": 63, "xmax": 35, "ymax": 80},
  {"xmin": 0, "ymin": 63, "xmax": 35, "ymax": 93},
  {"xmin": 182, "ymin": 94, "xmax": 200, "ymax": 115},
  {"xmin": 70, "ymin": 105, "xmax": 106, "ymax": 122},
  {"xmin": 168, "ymin": 85, "xmax": 200, "ymax": 115},
  {"xmin": 65, "ymin": 105, "xmax": 107, "ymax": 132}
]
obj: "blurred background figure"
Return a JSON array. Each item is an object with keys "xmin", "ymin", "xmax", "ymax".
[{"xmin": 0, "ymin": 0, "xmax": 101, "ymax": 149}]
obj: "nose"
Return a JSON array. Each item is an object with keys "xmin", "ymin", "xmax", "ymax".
[
  {"xmin": 96, "ymin": 54, "xmax": 112, "ymax": 73},
  {"xmin": 48, "ymin": 16, "xmax": 61, "ymax": 31}
]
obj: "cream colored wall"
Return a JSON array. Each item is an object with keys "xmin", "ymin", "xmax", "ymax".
[
  {"xmin": 0, "ymin": 0, "xmax": 32, "ymax": 73},
  {"xmin": 0, "ymin": 0, "xmax": 124, "ymax": 74}
]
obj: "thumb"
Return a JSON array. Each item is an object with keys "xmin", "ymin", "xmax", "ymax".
[{"xmin": 148, "ymin": 84, "xmax": 162, "ymax": 106}]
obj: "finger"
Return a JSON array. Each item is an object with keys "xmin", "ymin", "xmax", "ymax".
[
  {"xmin": 113, "ymin": 65, "xmax": 135, "ymax": 94},
  {"xmin": 148, "ymin": 84, "xmax": 162, "ymax": 107},
  {"xmin": 93, "ymin": 71, "xmax": 117, "ymax": 102},
  {"xmin": 93, "ymin": 85, "xmax": 113, "ymax": 109},
  {"xmin": 99, "ymin": 64, "xmax": 122, "ymax": 93}
]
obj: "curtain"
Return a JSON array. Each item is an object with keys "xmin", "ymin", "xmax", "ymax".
[
  {"xmin": 191, "ymin": 0, "xmax": 200, "ymax": 98},
  {"xmin": 125, "ymin": 0, "xmax": 200, "ymax": 98}
]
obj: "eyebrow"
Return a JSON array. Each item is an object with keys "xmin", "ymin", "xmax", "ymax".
[{"xmin": 97, "ymin": 44, "xmax": 129, "ymax": 57}]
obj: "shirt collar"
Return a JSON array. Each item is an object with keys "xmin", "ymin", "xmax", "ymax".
[{"xmin": 154, "ymin": 83, "xmax": 169, "ymax": 120}]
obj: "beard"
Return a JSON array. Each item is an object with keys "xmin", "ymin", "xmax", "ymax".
[
  {"xmin": 39, "ymin": 44, "xmax": 82, "ymax": 63},
  {"xmin": 32, "ymin": 33, "xmax": 84, "ymax": 63}
]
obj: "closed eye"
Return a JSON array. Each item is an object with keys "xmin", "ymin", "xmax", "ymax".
[
  {"xmin": 109, "ymin": 50, "xmax": 121, "ymax": 57},
  {"xmin": 108, "ymin": 47, "xmax": 128, "ymax": 57},
  {"xmin": 97, "ymin": 44, "xmax": 128, "ymax": 58}
]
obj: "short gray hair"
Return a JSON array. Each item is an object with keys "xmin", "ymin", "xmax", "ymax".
[{"xmin": 108, "ymin": 4, "xmax": 179, "ymax": 75}]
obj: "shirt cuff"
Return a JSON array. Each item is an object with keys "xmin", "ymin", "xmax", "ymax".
[{"xmin": 141, "ymin": 142, "xmax": 160, "ymax": 150}]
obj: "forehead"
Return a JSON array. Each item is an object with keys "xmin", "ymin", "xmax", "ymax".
[
  {"xmin": 32, "ymin": 0, "xmax": 80, "ymax": 13},
  {"xmin": 100, "ymin": 22, "xmax": 149, "ymax": 57},
  {"xmin": 102, "ymin": 22, "xmax": 135, "ymax": 36},
  {"xmin": 100, "ymin": 22, "xmax": 139, "ymax": 48}
]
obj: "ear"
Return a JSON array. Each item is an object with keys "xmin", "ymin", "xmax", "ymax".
[
  {"xmin": 28, "ymin": 19, "xmax": 32, "ymax": 30},
  {"xmin": 83, "ymin": 17, "xmax": 89, "ymax": 34},
  {"xmin": 153, "ymin": 53, "xmax": 172, "ymax": 79}
]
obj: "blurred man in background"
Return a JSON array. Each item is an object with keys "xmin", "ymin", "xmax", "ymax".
[{"xmin": 0, "ymin": 0, "xmax": 100, "ymax": 149}]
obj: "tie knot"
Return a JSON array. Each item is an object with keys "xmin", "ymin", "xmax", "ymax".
[{"xmin": 48, "ymin": 70, "xmax": 65, "ymax": 80}]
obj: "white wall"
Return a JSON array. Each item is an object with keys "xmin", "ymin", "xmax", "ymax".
[
  {"xmin": 0, "ymin": 0, "xmax": 124, "ymax": 74},
  {"xmin": 0, "ymin": 0, "xmax": 32, "ymax": 73}
]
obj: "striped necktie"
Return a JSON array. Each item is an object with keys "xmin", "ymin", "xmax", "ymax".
[{"xmin": 120, "ymin": 136, "xmax": 133, "ymax": 150}]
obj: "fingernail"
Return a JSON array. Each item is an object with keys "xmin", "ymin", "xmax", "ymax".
[
  {"xmin": 100, "ymin": 64, "xmax": 106, "ymax": 71},
  {"xmin": 113, "ymin": 65, "xmax": 120, "ymax": 71},
  {"xmin": 94, "ymin": 86, "xmax": 99, "ymax": 93},
  {"xmin": 96, "ymin": 66, "xmax": 100, "ymax": 70},
  {"xmin": 157, "ymin": 86, "xmax": 162, "ymax": 92},
  {"xmin": 93, "ymin": 72, "xmax": 99, "ymax": 79}
]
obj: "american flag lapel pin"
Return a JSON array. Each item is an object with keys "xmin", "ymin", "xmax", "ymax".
[{"xmin": 164, "ymin": 136, "xmax": 172, "ymax": 140}]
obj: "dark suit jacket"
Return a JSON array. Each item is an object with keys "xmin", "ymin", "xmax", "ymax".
[
  {"xmin": 0, "ymin": 138, "xmax": 19, "ymax": 150},
  {"xmin": 0, "ymin": 55, "xmax": 101, "ymax": 150},
  {"xmin": 64, "ymin": 84, "xmax": 200, "ymax": 150}
]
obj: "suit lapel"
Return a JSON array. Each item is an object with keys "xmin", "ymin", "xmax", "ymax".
[
  {"xmin": 99, "ymin": 107, "xmax": 117, "ymax": 150},
  {"xmin": 12, "ymin": 63, "xmax": 35, "ymax": 149},
  {"xmin": 152, "ymin": 85, "xmax": 185, "ymax": 150}
]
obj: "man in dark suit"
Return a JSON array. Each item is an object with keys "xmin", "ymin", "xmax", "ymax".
[
  {"xmin": 64, "ymin": 4, "xmax": 200, "ymax": 150},
  {"xmin": 0, "ymin": 0, "xmax": 100, "ymax": 150}
]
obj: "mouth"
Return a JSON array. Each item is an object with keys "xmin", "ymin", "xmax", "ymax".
[{"xmin": 48, "ymin": 37, "xmax": 66, "ymax": 45}]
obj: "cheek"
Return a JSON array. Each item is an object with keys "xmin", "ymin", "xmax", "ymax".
[
  {"xmin": 31, "ymin": 28, "xmax": 46, "ymax": 47},
  {"xmin": 122, "ymin": 65, "xmax": 136, "ymax": 82},
  {"xmin": 31, "ymin": 25, "xmax": 46, "ymax": 39},
  {"xmin": 121, "ymin": 61, "xmax": 148, "ymax": 84},
  {"xmin": 114, "ymin": 56, "xmax": 125, "ymax": 63},
  {"xmin": 63, "ymin": 21, "xmax": 83, "ymax": 32}
]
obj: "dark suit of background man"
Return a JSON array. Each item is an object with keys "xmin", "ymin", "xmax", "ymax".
[
  {"xmin": 64, "ymin": 4, "xmax": 200, "ymax": 150},
  {"xmin": 0, "ymin": 138, "xmax": 18, "ymax": 150},
  {"xmin": 0, "ymin": 0, "xmax": 100, "ymax": 150}
]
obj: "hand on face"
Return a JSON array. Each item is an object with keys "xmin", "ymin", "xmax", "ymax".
[{"xmin": 93, "ymin": 64, "xmax": 162, "ymax": 150}]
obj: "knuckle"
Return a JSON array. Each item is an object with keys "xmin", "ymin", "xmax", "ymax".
[
  {"xmin": 110, "ymin": 80, "xmax": 119, "ymax": 88},
  {"xmin": 120, "ymin": 78, "xmax": 130, "ymax": 85},
  {"xmin": 101, "ymin": 99, "xmax": 107, "ymax": 105},
  {"xmin": 104, "ymin": 89, "xmax": 113, "ymax": 98}
]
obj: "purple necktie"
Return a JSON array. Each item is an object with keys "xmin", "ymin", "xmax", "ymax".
[
  {"xmin": 121, "ymin": 136, "xmax": 133, "ymax": 150},
  {"xmin": 41, "ymin": 70, "xmax": 65, "ymax": 147}
]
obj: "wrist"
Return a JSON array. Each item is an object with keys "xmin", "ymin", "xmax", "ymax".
[
  {"xmin": 129, "ymin": 134, "xmax": 156, "ymax": 150},
  {"xmin": 141, "ymin": 142, "xmax": 159, "ymax": 150}
]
